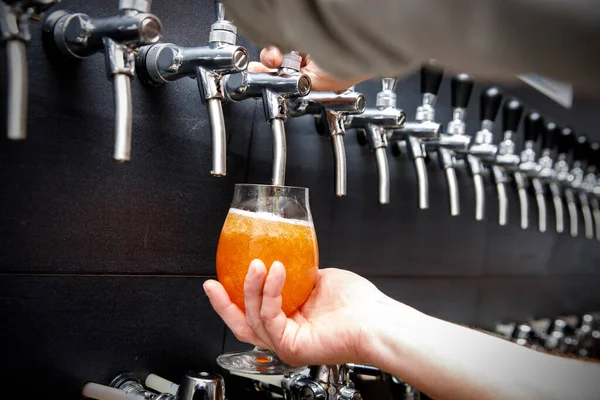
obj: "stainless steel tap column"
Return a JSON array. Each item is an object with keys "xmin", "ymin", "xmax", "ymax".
[
  {"xmin": 223, "ymin": 51, "xmax": 311, "ymax": 186},
  {"xmin": 288, "ymin": 88, "xmax": 366, "ymax": 196},
  {"xmin": 404, "ymin": 65, "xmax": 444, "ymax": 210},
  {"xmin": 551, "ymin": 127, "xmax": 576, "ymax": 234},
  {"xmin": 468, "ymin": 87, "xmax": 504, "ymax": 221},
  {"xmin": 493, "ymin": 98, "xmax": 525, "ymax": 227},
  {"xmin": 583, "ymin": 143, "xmax": 600, "ymax": 240},
  {"xmin": 517, "ymin": 111, "xmax": 546, "ymax": 231},
  {"xmin": 536, "ymin": 122, "xmax": 562, "ymax": 233},
  {"xmin": 43, "ymin": 1, "xmax": 163, "ymax": 162},
  {"xmin": 135, "ymin": 1, "xmax": 249, "ymax": 176},
  {"xmin": 1, "ymin": 1, "xmax": 57, "ymax": 140},
  {"xmin": 565, "ymin": 135, "xmax": 590, "ymax": 238},
  {"xmin": 345, "ymin": 78, "xmax": 406, "ymax": 204}
]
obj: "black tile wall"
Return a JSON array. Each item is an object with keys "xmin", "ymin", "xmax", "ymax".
[{"xmin": 1, "ymin": 0, "xmax": 600, "ymax": 398}]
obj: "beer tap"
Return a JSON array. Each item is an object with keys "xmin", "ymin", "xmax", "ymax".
[
  {"xmin": 400, "ymin": 65, "xmax": 444, "ymax": 210},
  {"xmin": 529, "ymin": 119, "xmax": 559, "ymax": 233},
  {"xmin": 135, "ymin": 1, "xmax": 249, "ymax": 176},
  {"xmin": 1, "ymin": 0, "xmax": 57, "ymax": 140},
  {"xmin": 288, "ymin": 87, "xmax": 366, "ymax": 196},
  {"xmin": 492, "ymin": 98, "xmax": 525, "ymax": 227},
  {"xmin": 583, "ymin": 143, "xmax": 600, "ymax": 241},
  {"xmin": 565, "ymin": 135, "xmax": 591, "ymax": 238},
  {"xmin": 109, "ymin": 373, "xmax": 176, "ymax": 399},
  {"xmin": 43, "ymin": 1, "xmax": 163, "ymax": 162},
  {"xmin": 514, "ymin": 111, "xmax": 545, "ymax": 230},
  {"xmin": 345, "ymin": 78, "xmax": 406, "ymax": 204},
  {"xmin": 223, "ymin": 52, "xmax": 311, "ymax": 186},
  {"xmin": 467, "ymin": 87, "xmax": 504, "ymax": 221},
  {"xmin": 548, "ymin": 127, "xmax": 577, "ymax": 232},
  {"xmin": 425, "ymin": 73, "xmax": 475, "ymax": 216}
]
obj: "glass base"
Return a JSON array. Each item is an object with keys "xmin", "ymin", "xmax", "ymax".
[{"xmin": 216, "ymin": 347, "xmax": 307, "ymax": 375}]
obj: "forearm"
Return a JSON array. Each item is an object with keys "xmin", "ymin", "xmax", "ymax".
[{"xmin": 366, "ymin": 300, "xmax": 600, "ymax": 400}]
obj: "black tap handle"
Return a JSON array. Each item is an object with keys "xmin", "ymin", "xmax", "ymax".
[
  {"xmin": 557, "ymin": 127, "xmax": 576, "ymax": 155},
  {"xmin": 502, "ymin": 98, "xmax": 524, "ymax": 133},
  {"xmin": 573, "ymin": 135, "xmax": 590, "ymax": 162},
  {"xmin": 523, "ymin": 110, "xmax": 544, "ymax": 143},
  {"xmin": 451, "ymin": 73, "xmax": 474, "ymax": 109},
  {"xmin": 420, "ymin": 63, "xmax": 444, "ymax": 96},
  {"xmin": 480, "ymin": 86, "xmax": 503, "ymax": 122},
  {"xmin": 589, "ymin": 142, "xmax": 600, "ymax": 170},
  {"xmin": 543, "ymin": 121, "xmax": 561, "ymax": 150}
]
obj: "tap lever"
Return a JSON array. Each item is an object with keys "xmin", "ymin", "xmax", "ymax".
[
  {"xmin": 514, "ymin": 172, "xmax": 530, "ymax": 230},
  {"xmin": 550, "ymin": 182, "xmax": 565, "ymax": 233},
  {"xmin": 579, "ymin": 191, "xmax": 594, "ymax": 239},
  {"xmin": 492, "ymin": 165, "xmax": 509, "ymax": 226},
  {"xmin": 468, "ymin": 155, "xmax": 486, "ymax": 221},
  {"xmin": 565, "ymin": 187, "xmax": 579, "ymax": 237},
  {"xmin": 480, "ymin": 86, "xmax": 503, "ymax": 125},
  {"xmin": 451, "ymin": 73, "xmax": 474, "ymax": 109},
  {"xmin": 542, "ymin": 121, "xmax": 560, "ymax": 152},
  {"xmin": 524, "ymin": 110, "xmax": 544, "ymax": 144},
  {"xmin": 420, "ymin": 62, "xmax": 444, "ymax": 96},
  {"xmin": 502, "ymin": 98, "xmax": 524, "ymax": 135}
]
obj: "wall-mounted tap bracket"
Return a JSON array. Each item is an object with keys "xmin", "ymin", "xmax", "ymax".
[
  {"xmin": 223, "ymin": 51, "xmax": 311, "ymax": 186},
  {"xmin": 42, "ymin": 1, "xmax": 163, "ymax": 162},
  {"xmin": 1, "ymin": 0, "xmax": 57, "ymax": 140},
  {"xmin": 288, "ymin": 88, "xmax": 366, "ymax": 196}
]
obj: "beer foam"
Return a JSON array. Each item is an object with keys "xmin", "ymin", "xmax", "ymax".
[{"xmin": 228, "ymin": 208, "xmax": 313, "ymax": 227}]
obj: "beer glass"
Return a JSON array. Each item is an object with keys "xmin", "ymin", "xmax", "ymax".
[{"xmin": 216, "ymin": 184, "xmax": 319, "ymax": 374}]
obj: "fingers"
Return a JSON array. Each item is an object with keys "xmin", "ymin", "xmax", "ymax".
[
  {"xmin": 260, "ymin": 261, "xmax": 297, "ymax": 346},
  {"xmin": 203, "ymin": 279, "xmax": 270, "ymax": 349},
  {"xmin": 247, "ymin": 61, "xmax": 275, "ymax": 73},
  {"xmin": 260, "ymin": 46, "xmax": 283, "ymax": 69},
  {"xmin": 244, "ymin": 259, "xmax": 273, "ymax": 347}
]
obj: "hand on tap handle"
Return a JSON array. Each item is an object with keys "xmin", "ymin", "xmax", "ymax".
[{"xmin": 43, "ymin": 2, "xmax": 163, "ymax": 162}]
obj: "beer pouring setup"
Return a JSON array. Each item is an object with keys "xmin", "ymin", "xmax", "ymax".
[{"xmin": 2, "ymin": 0, "xmax": 600, "ymax": 399}]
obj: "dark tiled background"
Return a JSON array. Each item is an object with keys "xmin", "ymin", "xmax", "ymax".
[{"xmin": 1, "ymin": 0, "xmax": 599, "ymax": 398}]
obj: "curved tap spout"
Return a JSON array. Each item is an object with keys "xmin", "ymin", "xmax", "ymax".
[{"xmin": 531, "ymin": 178, "xmax": 547, "ymax": 233}]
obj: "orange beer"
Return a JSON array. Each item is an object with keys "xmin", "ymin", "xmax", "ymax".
[{"xmin": 216, "ymin": 208, "xmax": 319, "ymax": 316}]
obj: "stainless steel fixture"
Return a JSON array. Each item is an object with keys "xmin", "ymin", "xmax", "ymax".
[
  {"xmin": 467, "ymin": 87, "xmax": 504, "ymax": 221},
  {"xmin": 582, "ymin": 142, "xmax": 600, "ymax": 240},
  {"xmin": 425, "ymin": 73, "xmax": 475, "ymax": 216},
  {"xmin": 1, "ymin": 0, "xmax": 57, "ymax": 140},
  {"xmin": 396, "ymin": 64, "xmax": 444, "ymax": 210},
  {"xmin": 223, "ymin": 51, "xmax": 311, "ymax": 186},
  {"xmin": 135, "ymin": 1, "xmax": 249, "ymax": 176},
  {"xmin": 492, "ymin": 98, "xmax": 525, "ymax": 227},
  {"xmin": 43, "ymin": 0, "xmax": 163, "ymax": 161},
  {"xmin": 345, "ymin": 78, "xmax": 406, "ymax": 204},
  {"xmin": 289, "ymin": 88, "xmax": 366, "ymax": 196},
  {"xmin": 565, "ymin": 135, "xmax": 591, "ymax": 238}
]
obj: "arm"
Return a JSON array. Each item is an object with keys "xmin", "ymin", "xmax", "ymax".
[
  {"xmin": 369, "ymin": 300, "xmax": 600, "ymax": 400},
  {"xmin": 223, "ymin": 0, "xmax": 600, "ymax": 95},
  {"xmin": 204, "ymin": 261, "xmax": 600, "ymax": 400}
]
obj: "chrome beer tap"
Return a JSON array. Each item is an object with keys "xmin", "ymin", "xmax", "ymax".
[
  {"xmin": 398, "ymin": 65, "xmax": 444, "ymax": 210},
  {"xmin": 527, "ymin": 118, "xmax": 558, "ymax": 233},
  {"xmin": 110, "ymin": 373, "xmax": 176, "ymax": 399},
  {"xmin": 467, "ymin": 87, "xmax": 504, "ymax": 221},
  {"xmin": 550, "ymin": 128, "xmax": 577, "ymax": 235},
  {"xmin": 43, "ymin": 1, "xmax": 163, "ymax": 161},
  {"xmin": 543, "ymin": 123, "xmax": 567, "ymax": 233},
  {"xmin": 288, "ymin": 88, "xmax": 366, "ymax": 196},
  {"xmin": 582, "ymin": 142, "xmax": 600, "ymax": 240},
  {"xmin": 425, "ymin": 73, "xmax": 475, "ymax": 216},
  {"xmin": 583, "ymin": 143, "xmax": 600, "ymax": 241},
  {"xmin": 565, "ymin": 135, "xmax": 591, "ymax": 238},
  {"xmin": 491, "ymin": 98, "xmax": 525, "ymax": 227},
  {"xmin": 1, "ymin": 0, "xmax": 57, "ymax": 140},
  {"xmin": 345, "ymin": 78, "xmax": 406, "ymax": 204},
  {"xmin": 223, "ymin": 52, "xmax": 312, "ymax": 186},
  {"xmin": 135, "ymin": 1, "xmax": 249, "ymax": 176},
  {"xmin": 515, "ymin": 111, "xmax": 546, "ymax": 230}
]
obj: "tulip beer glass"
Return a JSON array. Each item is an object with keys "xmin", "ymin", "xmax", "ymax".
[{"xmin": 216, "ymin": 184, "xmax": 319, "ymax": 374}]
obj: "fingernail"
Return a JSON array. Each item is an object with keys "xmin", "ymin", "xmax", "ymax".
[{"xmin": 203, "ymin": 281, "xmax": 211, "ymax": 296}]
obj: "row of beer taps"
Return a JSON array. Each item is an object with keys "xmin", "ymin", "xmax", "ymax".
[{"xmin": 3, "ymin": 1, "xmax": 599, "ymax": 241}]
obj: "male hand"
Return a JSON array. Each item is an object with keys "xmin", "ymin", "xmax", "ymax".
[
  {"xmin": 248, "ymin": 46, "xmax": 372, "ymax": 92},
  {"xmin": 203, "ymin": 259, "xmax": 411, "ymax": 366}
]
